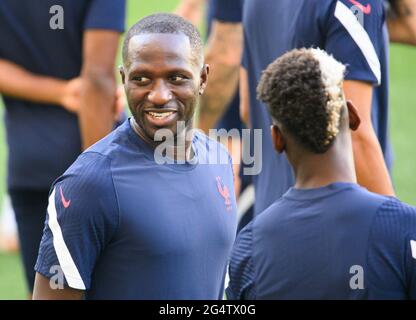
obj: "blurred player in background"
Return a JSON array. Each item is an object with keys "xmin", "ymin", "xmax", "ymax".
[
  {"xmin": 227, "ymin": 49, "xmax": 416, "ymax": 300},
  {"xmin": 209, "ymin": 0, "xmax": 416, "ymax": 216},
  {"xmin": 33, "ymin": 14, "xmax": 237, "ymax": 300},
  {"xmin": 0, "ymin": 0, "xmax": 126, "ymax": 296}
]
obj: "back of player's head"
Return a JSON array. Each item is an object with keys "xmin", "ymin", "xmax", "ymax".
[
  {"xmin": 122, "ymin": 13, "xmax": 203, "ymax": 67},
  {"xmin": 257, "ymin": 48, "xmax": 346, "ymax": 154}
]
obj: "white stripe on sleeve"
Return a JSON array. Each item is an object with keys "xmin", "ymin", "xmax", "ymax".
[
  {"xmin": 47, "ymin": 188, "xmax": 86, "ymax": 290},
  {"xmin": 411, "ymin": 240, "xmax": 416, "ymax": 260},
  {"xmin": 334, "ymin": 1, "xmax": 381, "ymax": 84}
]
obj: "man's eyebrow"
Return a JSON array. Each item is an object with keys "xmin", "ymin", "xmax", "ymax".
[
  {"xmin": 126, "ymin": 68, "xmax": 196, "ymax": 80},
  {"xmin": 129, "ymin": 63, "xmax": 194, "ymax": 72},
  {"xmin": 166, "ymin": 68, "xmax": 194, "ymax": 74}
]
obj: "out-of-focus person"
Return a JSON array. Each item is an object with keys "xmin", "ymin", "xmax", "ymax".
[
  {"xmin": 0, "ymin": 195, "xmax": 18, "ymax": 253},
  {"xmin": 209, "ymin": 0, "xmax": 402, "ymax": 217},
  {"xmin": 0, "ymin": 0, "xmax": 126, "ymax": 296}
]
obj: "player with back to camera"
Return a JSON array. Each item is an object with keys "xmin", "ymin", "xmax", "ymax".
[{"xmin": 227, "ymin": 48, "xmax": 416, "ymax": 300}]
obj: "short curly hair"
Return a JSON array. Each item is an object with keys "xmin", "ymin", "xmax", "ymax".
[
  {"xmin": 257, "ymin": 48, "xmax": 346, "ymax": 154},
  {"xmin": 122, "ymin": 13, "xmax": 203, "ymax": 68}
]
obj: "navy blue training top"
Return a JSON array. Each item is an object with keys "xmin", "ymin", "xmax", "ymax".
[
  {"xmin": 35, "ymin": 120, "xmax": 238, "ymax": 299},
  {"xmin": 227, "ymin": 183, "xmax": 416, "ymax": 299},
  {"xmin": 0, "ymin": 0, "xmax": 125, "ymax": 190}
]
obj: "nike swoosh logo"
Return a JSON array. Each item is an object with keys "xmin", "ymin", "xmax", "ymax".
[
  {"xmin": 59, "ymin": 186, "xmax": 71, "ymax": 209},
  {"xmin": 348, "ymin": 0, "xmax": 372, "ymax": 15}
]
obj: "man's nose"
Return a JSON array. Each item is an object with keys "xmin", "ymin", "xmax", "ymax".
[{"xmin": 147, "ymin": 80, "xmax": 172, "ymax": 106}]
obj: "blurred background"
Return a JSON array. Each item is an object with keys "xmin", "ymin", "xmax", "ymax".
[{"xmin": 0, "ymin": 0, "xmax": 415, "ymax": 299}]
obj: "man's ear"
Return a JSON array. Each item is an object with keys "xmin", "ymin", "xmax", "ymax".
[
  {"xmin": 271, "ymin": 125, "xmax": 285, "ymax": 153},
  {"xmin": 119, "ymin": 66, "xmax": 126, "ymax": 85},
  {"xmin": 346, "ymin": 100, "xmax": 361, "ymax": 131},
  {"xmin": 199, "ymin": 64, "xmax": 209, "ymax": 95}
]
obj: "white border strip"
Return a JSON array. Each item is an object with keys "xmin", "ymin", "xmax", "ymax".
[
  {"xmin": 334, "ymin": 1, "xmax": 381, "ymax": 84},
  {"xmin": 237, "ymin": 184, "xmax": 255, "ymax": 222},
  {"xmin": 47, "ymin": 188, "xmax": 86, "ymax": 290},
  {"xmin": 411, "ymin": 240, "xmax": 416, "ymax": 260}
]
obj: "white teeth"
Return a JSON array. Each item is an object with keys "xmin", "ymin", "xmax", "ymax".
[{"xmin": 148, "ymin": 111, "xmax": 174, "ymax": 119}]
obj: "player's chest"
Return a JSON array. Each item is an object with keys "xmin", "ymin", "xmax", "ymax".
[{"xmin": 111, "ymin": 166, "xmax": 237, "ymax": 254}]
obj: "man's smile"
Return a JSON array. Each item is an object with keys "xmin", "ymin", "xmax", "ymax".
[
  {"xmin": 144, "ymin": 109, "xmax": 178, "ymax": 127},
  {"xmin": 122, "ymin": 32, "xmax": 208, "ymax": 142}
]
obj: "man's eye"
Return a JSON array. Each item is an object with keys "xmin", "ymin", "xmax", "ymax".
[
  {"xmin": 170, "ymin": 75, "xmax": 186, "ymax": 82},
  {"xmin": 132, "ymin": 76, "xmax": 150, "ymax": 84}
]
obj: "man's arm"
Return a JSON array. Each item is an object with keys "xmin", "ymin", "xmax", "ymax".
[
  {"xmin": 323, "ymin": 0, "xmax": 395, "ymax": 196},
  {"xmin": 0, "ymin": 59, "xmax": 82, "ymax": 113},
  {"xmin": 387, "ymin": 0, "xmax": 416, "ymax": 45},
  {"xmin": 33, "ymin": 273, "xmax": 84, "ymax": 300},
  {"xmin": 343, "ymin": 80, "xmax": 395, "ymax": 196},
  {"xmin": 226, "ymin": 223, "xmax": 256, "ymax": 300},
  {"xmin": 198, "ymin": 21, "xmax": 243, "ymax": 133},
  {"xmin": 79, "ymin": 30, "xmax": 120, "ymax": 149},
  {"xmin": 33, "ymin": 154, "xmax": 118, "ymax": 299},
  {"xmin": 239, "ymin": 66, "xmax": 250, "ymax": 128},
  {"xmin": 174, "ymin": 0, "xmax": 205, "ymax": 27}
]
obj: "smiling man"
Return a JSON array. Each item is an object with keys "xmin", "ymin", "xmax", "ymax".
[{"xmin": 32, "ymin": 13, "xmax": 237, "ymax": 300}]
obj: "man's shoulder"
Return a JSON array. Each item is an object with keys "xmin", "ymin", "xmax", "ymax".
[
  {"xmin": 346, "ymin": 186, "xmax": 416, "ymax": 220},
  {"xmin": 47, "ymin": 150, "xmax": 116, "ymax": 216},
  {"xmin": 194, "ymin": 130, "xmax": 232, "ymax": 162},
  {"xmin": 195, "ymin": 130, "xmax": 230, "ymax": 153},
  {"xmin": 254, "ymin": 185, "xmax": 391, "ymax": 227},
  {"xmin": 367, "ymin": 197, "xmax": 416, "ymax": 289},
  {"xmin": 83, "ymin": 120, "xmax": 130, "ymax": 158},
  {"xmin": 347, "ymin": 186, "xmax": 393, "ymax": 206},
  {"xmin": 59, "ymin": 123, "xmax": 127, "ymax": 188},
  {"xmin": 59, "ymin": 151, "xmax": 112, "ymax": 188},
  {"xmin": 365, "ymin": 197, "xmax": 416, "ymax": 256},
  {"xmin": 251, "ymin": 0, "xmax": 334, "ymax": 14},
  {"xmin": 374, "ymin": 197, "xmax": 416, "ymax": 222}
]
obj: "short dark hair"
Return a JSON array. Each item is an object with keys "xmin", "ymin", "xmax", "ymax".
[
  {"xmin": 122, "ymin": 13, "xmax": 203, "ymax": 67},
  {"xmin": 257, "ymin": 48, "xmax": 346, "ymax": 153}
]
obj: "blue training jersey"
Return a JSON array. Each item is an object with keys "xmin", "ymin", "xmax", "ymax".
[
  {"xmin": 227, "ymin": 183, "xmax": 416, "ymax": 299},
  {"xmin": 0, "ymin": 0, "xmax": 125, "ymax": 190},
  {"xmin": 213, "ymin": 0, "xmax": 391, "ymax": 215},
  {"xmin": 35, "ymin": 120, "xmax": 238, "ymax": 299}
]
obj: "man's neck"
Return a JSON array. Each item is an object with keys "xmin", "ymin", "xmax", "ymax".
[
  {"xmin": 130, "ymin": 118, "xmax": 194, "ymax": 162},
  {"xmin": 291, "ymin": 139, "xmax": 357, "ymax": 189}
]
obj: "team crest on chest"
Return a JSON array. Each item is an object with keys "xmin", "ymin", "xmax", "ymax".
[
  {"xmin": 216, "ymin": 176, "xmax": 232, "ymax": 211},
  {"xmin": 348, "ymin": 0, "xmax": 372, "ymax": 15}
]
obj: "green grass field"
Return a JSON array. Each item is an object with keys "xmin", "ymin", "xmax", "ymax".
[{"xmin": 0, "ymin": 0, "xmax": 415, "ymax": 299}]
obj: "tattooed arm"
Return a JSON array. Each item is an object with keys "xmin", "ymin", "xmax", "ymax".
[
  {"xmin": 387, "ymin": 0, "xmax": 416, "ymax": 45},
  {"xmin": 198, "ymin": 20, "xmax": 243, "ymax": 133}
]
